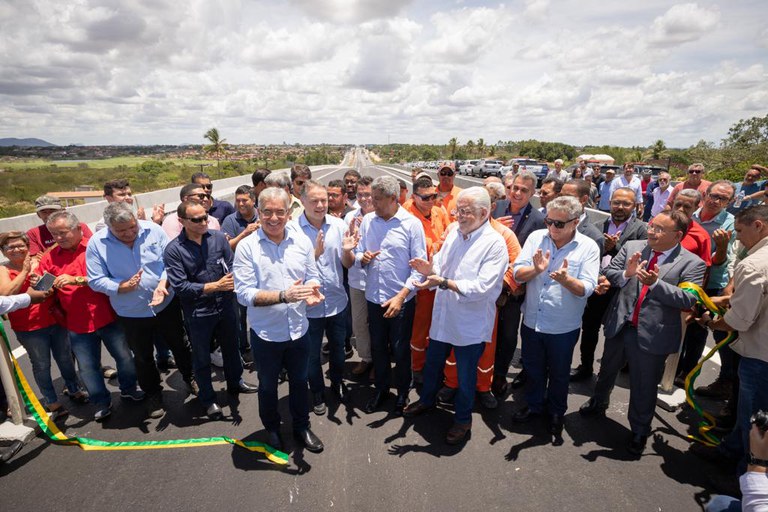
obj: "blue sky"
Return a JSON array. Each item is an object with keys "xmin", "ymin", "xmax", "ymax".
[{"xmin": 0, "ymin": 0, "xmax": 766, "ymax": 148}]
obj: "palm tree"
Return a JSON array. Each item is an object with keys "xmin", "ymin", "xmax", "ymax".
[
  {"xmin": 465, "ymin": 139, "xmax": 475, "ymax": 157},
  {"xmin": 448, "ymin": 137, "xmax": 458, "ymax": 159},
  {"xmin": 477, "ymin": 138, "xmax": 485, "ymax": 157},
  {"xmin": 203, "ymin": 128, "xmax": 228, "ymax": 165},
  {"xmin": 651, "ymin": 139, "xmax": 667, "ymax": 160}
]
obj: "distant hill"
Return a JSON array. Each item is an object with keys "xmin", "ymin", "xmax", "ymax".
[{"xmin": 0, "ymin": 137, "xmax": 55, "ymax": 147}]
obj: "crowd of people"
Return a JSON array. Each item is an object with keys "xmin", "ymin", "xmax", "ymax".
[{"xmin": 1, "ymin": 161, "xmax": 767, "ymax": 503}]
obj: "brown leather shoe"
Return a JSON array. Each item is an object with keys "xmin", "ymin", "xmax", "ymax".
[
  {"xmin": 352, "ymin": 361, "xmax": 371, "ymax": 376},
  {"xmin": 445, "ymin": 422, "xmax": 471, "ymax": 445}
]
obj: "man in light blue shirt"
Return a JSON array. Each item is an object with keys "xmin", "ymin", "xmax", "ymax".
[
  {"xmin": 354, "ymin": 176, "xmax": 427, "ymax": 415},
  {"xmin": 293, "ymin": 180, "xmax": 356, "ymax": 416},
  {"xmin": 233, "ymin": 187, "xmax": 325, "ymax": 453},
  {"xmin": 404, "ymin": 187, "xmax": 508, "ymax": 445},
  {"xmin": 86, "ymin": 202, "xmax": 195, "ymax": 417},
  {"xmin": 512, "ymin": 196, "xmax": 600, "ymax": 439}
]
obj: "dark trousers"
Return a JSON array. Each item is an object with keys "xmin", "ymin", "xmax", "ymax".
[
  {"xmin": 521, "ymin": 325, "xmax": 580, "ymax": 416},
  {"xmin": 251, "ymin": 331, "xmax": 310, "ymax": 433},
  {"xmin": 677, "ymin": 288, "xmax": 725, "ymax": 378},
  {"xmin": 308, "ymin": 313, "xmax": 346, "ymax": 393},
  {"xmin": 119, "ymin": 297, "xmax": 193, "ymax": 396},
  {"xmin": 593, "ymin": 325, "xmax": 667, "ymax": 436},
  {"xmin": 493, "ymin": 296, "xmax": 523, "ymax": 380},
  {"xmin": 367, "ymin": 298, "xmax": 416, "ymax": 395},
  {"xmin": 420, "ymin": 339, "xmax": 485, "ymax": 424},
  {"xmin": 187, "ymin": 306, "xmax": 243, "ymax": 406},
  {"xmin": 235, "ymin": 300, "xmax": 250, "ymax": 353},
  {"xmin": 579, "ymin": 289, "xmax": 615, "ymax": 369}
]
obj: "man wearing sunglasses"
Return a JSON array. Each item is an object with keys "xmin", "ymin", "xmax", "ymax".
[
  {"xmin": 162, "ymin": 183, "xmax": 221, "ymax": 239},
  {"xmin": 512, "ymin": 196, "xmax": 600, "ymax": 441},
  {"xmin": 667, "ymin": 163, "xmax": 712, "ymax": 208},
  {"xmin": 192, "ymin": 172, "xmax": 235, "ymax": 225},
  {"xmin": 405, "ymin": 176, "xmax": 449, "ymax": 383},
  {"xmin": 676, "ymin": 181, "xmax": 736, "ymax": 396},
  {"xmin": 164, "ymin": 201, "xmax": 257, "ymax": 421},
  {"xmin": 436, "ymin": 164, "xmax": 463, "ymax": 222},
  {"xmin": 580, "ymin": 210, "xmax": 706, "ymax": 457}
]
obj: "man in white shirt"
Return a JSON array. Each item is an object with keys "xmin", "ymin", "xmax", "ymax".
[
  {"xmin": 404, "ymin": 187, "xmax": 508, "ymax": 445},
  {"xmin": 650, "ymin": 172, "xmax": 672, "ymax": 219},
  {"xmin": 610, "ymin": 163, "xmax": 644, "ymax": 217}
]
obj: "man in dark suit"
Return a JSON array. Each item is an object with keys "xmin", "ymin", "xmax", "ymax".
[
  {"xmin": 571, "ymin": 187, "xmax": 648, "ymax": 381},
  {"xmin": 491, "ymin": 170, "xmax": 546, "ymax": 396},
  {"xmin": 560, "ymin": 179, "xmax": 606, "ymax": 256},
  {"xmin": 579, "ymin": 210, "xmax": 706, "ymax": 456}
]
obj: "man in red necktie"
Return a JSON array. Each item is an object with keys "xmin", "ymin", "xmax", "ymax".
[{"xmin": 578, "ymin": 210, "xmax": 706, "ymax": 457}]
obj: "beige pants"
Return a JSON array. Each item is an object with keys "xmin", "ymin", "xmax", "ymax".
[{"xmin": 349, "ymin": 287, "xmax": 371, "ymax": 362}]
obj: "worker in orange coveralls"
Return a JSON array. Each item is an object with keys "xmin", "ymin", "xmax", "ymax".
[
  {"xmin": 407, "ymin": 175, "xmax": 450, "ymax": 383},
  {"xmin": 437, "ymin": 182, "xmax": 521, "ymax": 409},
  {"xmin": 436, "ymin": 163, "xmax": 463, "ymax": 222}
]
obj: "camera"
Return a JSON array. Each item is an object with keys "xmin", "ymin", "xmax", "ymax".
[{"xmin": 751, "ymin": 410, "xmax": 768, "ymax": 432}]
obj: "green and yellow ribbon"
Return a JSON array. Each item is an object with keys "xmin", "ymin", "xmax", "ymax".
[
  {"xmin": 678, "ymin": 281, "xmax": 737, "ymax": 447},
  {"xmin": 1, "ymin": 321, "xmax": 288, "ymax": 464}
]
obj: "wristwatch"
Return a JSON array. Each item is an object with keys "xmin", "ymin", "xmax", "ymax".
[
  {"xmin": 748, "ymin": 452, "xmax": 768, "ymax": 468},
  {"xmin": 74, "ymin": 276, "xmax": 87, "ymax": 286},
  {"xmin": 439, "ymin": 277, "xmax": 449, "ymax": 290},
  {"xmin": 279, "ymin": 290, "xmax": 288, "ymax": 304}
]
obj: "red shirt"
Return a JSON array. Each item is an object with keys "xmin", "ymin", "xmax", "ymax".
[
  {"xmin": 37, "ymin": 237, "xmax": 115, "ymax": 334},
  {"xmin": 6, "ymin": 268, "xmax": 56, "ymax": 332},
  {"xmin": 26, "ymin": 222, "xmax": 93, "ymax": 256},
  {"xmin": 666, "ymin": 180, "xmax": 712, "ymax": 208},
  {"xmin": 681, "ymin": 220, "xmax": 712, "ymax": 267}
]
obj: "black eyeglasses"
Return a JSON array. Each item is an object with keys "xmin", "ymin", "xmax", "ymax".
[
  {"xmin": 181, "ymin": 214, "xmax": 208, "ymax": 224},
  {"xmin": 185, "ymin": 193, "xmax": 212, "ymax": 201},
  {"xmin": 199, "ymin": 183, "xmax": 213, "ymax": 190},
  {"xmin": 544, "ymin": 217, "xmax": 578, "ymax": 229},
  {"xmin": 414, "ymin": 192, "xmax": 438, "ymax": 201},
  {"xmin": 688, "ymin": 170, "xmax": 703, "ymax": 174},
  {"xmin": 439, "ymin": 170, "xmax": 454, "ymax": 177}
]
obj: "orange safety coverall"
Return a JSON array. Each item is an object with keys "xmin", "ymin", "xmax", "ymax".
[
  {"xmin": 436, "ymin": 185, "xmax": 463, "ymax": 223},
  {"xmin": 407, "ymin": 202, "xmax": 449, "ymax": 372},
  {"xmin": 443, "ymin": 217, "xmax": 521, "ymax": 391}
]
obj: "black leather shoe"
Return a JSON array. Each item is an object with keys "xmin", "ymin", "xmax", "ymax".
[
  {"xmin": 394, "ymin": 393, "xmax": 410, "ymax": 416},
  {"xmin": 491, "ymin": 377, "xmax": 509, "ymax": 398},
  {"xmin": 267, "ymin": 430, "xmax": 284, "ymax": 452},
  {"xmin": 331, "ymin": 381, "xmax": 350, "ymax": 403},
  {"xmin": 364, "ymin": 391, "xmax": 391, "ymax": 414},
  {"xmin": 549, "ymin": 414, "xmax": 564, "ymax": 436},
  {"xmin": 510, "ymin": 370, "xmax": 527, "ymax": 389},
  {"xmin": 579, "ymin": 397, "xmax": 608, "ymax": 417},
  {"xmin": 627, "ymin": 433, "xmax": 648, "ymax": 456},
  {"xmin": 569, "ymin": 365, "xmax": 593, "ymax": 382},
  {"xmin": 294, "ymin": 428, "xmax": 324, "ymax": 453},
  {"xmin": 227, "ymin": 380, "xmax": 258, "ymax": 394},
  {"xmin": 511, "ymin": 405, "xmax": 542, "ymax": 423},
  {"xmin": 403, "ymin": 401, "xmax": 433, "ymax": 418}
]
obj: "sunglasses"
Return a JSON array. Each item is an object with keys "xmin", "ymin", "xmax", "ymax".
[
  {"xmin": 414, "ymin": 192, "xmax": 438, "ymax": 201},
  {"xmin": 439, "ymin": 171, "xmax": 454, "ymax": 177},
  {"xmin": 544, "ymin": 217, "xmax": 578, "ymax": 229},
  {"xmin": 181, "ymin": 214, "xmax": 208, "ymax": 224},
  {"xmin": 185, "ymin": 193, "xmax": 212, "ymax": 201},
  {"xmin": 199, "ymin": 183, "xmax": 213, "ymax": 190},
  {"xmin": 688, "ymin": 170, "xmax": 703, "ymax": 174}
]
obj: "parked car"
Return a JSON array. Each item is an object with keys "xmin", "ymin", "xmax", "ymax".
[
  {"xmin": 472, "ymin": 159, "xmax": 504, "ymax": 178},
  {"xmin": 459, "ymin": 159, "xmax": 480, "ymax": 175},
  {"xmin": 503, "ymin": 158, "xmax": 549, "ymax": 185}
]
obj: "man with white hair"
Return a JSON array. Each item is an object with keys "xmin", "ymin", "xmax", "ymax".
[
  {"xmin": 548, "ymin": 159, "xmax": 569, "ymax": 182},
  {"xmin": 354, "ymin": 176, "xmax": 427, "ymax": 415},
  {"xmin": 511, "ymin": 196, "xmax": 600, "ymax": 441},
  {"xmin": 405, "ymin": 187, "xmax": 509, "ymax": 445},
  {"xmin": 233, "ymin": 187, "xmax": 325, "ymax": 453},
  {"xmin": 667, "ymin": 163, "xmax": 712, "ymax": 208},
  {"xmin": 265, "ymin": 171, "xmax": 304, "ymax": 220}
]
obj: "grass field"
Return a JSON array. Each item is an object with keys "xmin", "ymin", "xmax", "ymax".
[{"xmin": 0, "ymin": 156, "xmax": 218, "ymax": 170}]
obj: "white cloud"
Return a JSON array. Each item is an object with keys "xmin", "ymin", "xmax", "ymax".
[
  {"xmin": 648, "ymin": 3, "xmax": 720, "ymax": 47},
  {"xmin": 288, "ymin": 0, "xmax": 412, "ymax": 24}
]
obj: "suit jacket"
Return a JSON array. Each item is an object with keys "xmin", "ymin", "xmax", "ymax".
[
  {"xmin": 602, "ymin": 240, "xmax": 706, "ymax": 355},
  {"xmin": 578, "ymin": 218, "xmax": 605, "ymax": 257},
  {"xmin": 492, "ymin": 201, "xmax": 545, "ymax": 247},
  {"xmin": 601, "ymin": 216, "xmax": 648, "ymax": 257}
]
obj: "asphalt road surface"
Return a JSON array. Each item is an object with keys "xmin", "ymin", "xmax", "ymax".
[{"xmin": 1, "ymin": 156, "xmax": 728, "ymax": 511}]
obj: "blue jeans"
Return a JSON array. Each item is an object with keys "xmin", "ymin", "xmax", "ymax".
[
  {"xmin": 251, "ymin": 331, "xmax": 310, "ymax": 433},
  {"xmin": 68, "ymin": 322, "xmax": 138, "ymax": 407},
  {"xmin": 16, "ymin": 324, "xmax": 80, "ymax": 406},
  {"xmin": 187, "ymin": 307, "xmax": 242, "ymax": 407},
  {"xmin": 420, "ymin": 339, "xmax": 485, "ymax": 424},
  {"xmin": 705, "ymin": 495, "xmax": 741, "ymax": 512},
  {"xmin": 308, "ymin": 313, "xmax": 346, "ymax": 393},
  {"xmin": 367, "ymin": 299, "xmax": 415, "ymax": 395},
  {"xmin": 521, "ymin": 325, "xmax": 580, "ymax": 416},
  {"xmin": 722, "ymin": 356, "xmax": 768, "ymax": 474}
]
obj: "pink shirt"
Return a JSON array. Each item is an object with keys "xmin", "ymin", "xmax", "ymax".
[{"xmin": 161, "ymin": 212, "xmax": 220, "ymax": 239}]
